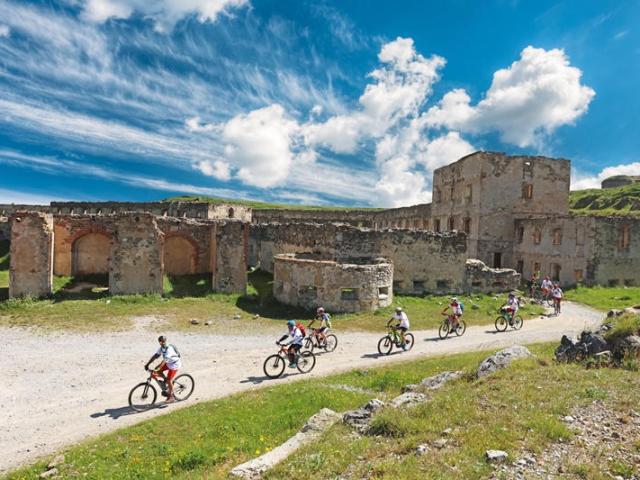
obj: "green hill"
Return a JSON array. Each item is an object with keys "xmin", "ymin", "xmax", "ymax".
[
  {"xmin": 164, "ymin": 195, "xmax": 383, "ymax": 212},
  {"xmin": 570, "ymin": 184, "xmax": 640, "ymax": 218}
]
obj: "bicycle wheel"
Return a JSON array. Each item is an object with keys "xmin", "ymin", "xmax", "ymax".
[
  {"xmin": 263, "ymin": 354, "xmax": 286, "ymax": 379},
  {"xmin": 302, "ymin": 337, "xmax": 314, "ymax": 353},
  {"xmin": 438, "ymin": 320, "xmax": 450, "ymax": 339},
  {"xmin": 544, "ymin": 296, "xmax": 554, "ymax": 307},
  {"xmin": 495, "ymin": 315, "xmax": 508, "ymax": 332},
  {"xmin": 404, "ymin": 333, "xmax": 415, "ymax": 351},
  {"xmin": 296, "ymin": 351, "xmax": 316, "ymax": 373},
  {"xmin": 512, "ymin": 315, "xmax": 523, "ymax": 330},
  {"xmin": 377, "ymin": 335, "xmax": 393, "ymax": 355},
  {"xmin": 455, "ymin": 320, "xmax": 466, "ymax": 336},
  {"xmin": 128, "ymin": 382, "xmax": 157, "ymax": 412},
  {"xmin": 324, "ymin": 334, "xmax": 338, "ymax": 352},
  {"xmin": 172, "ymin": 374, "xmax": 195, "ymax": 401}
]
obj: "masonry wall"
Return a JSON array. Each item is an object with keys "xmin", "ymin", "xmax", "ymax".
[
  {"xmin": 463, "ymin": 259, "xmax": 520, "ymax": 293},
  {"xmin": 9, "ymin": 213, "xmax": 53, "ymax": 298},
  {"xmin": 109, "ymin": 214, "xmax": 164, "ymax": 295},
  {"xmin": 212, "ymin": 221, "xmax": 248, "ymax": 294},
  {"xmin": 156, "ymin": 217, "xmax": 211, "ymax": 275},
  {"xmin": 251, "ymin": 223, "xmax": 468, "ymax": 294},
  {"xmin": 0, "ymin": 217, "xmax": 10, "ymax": 241},
  {"xmin": 431, "ymin": 151, "xmax": 571, "ymax": 268},
  {"xmin": 589, "ymin": 217, "xmax": 640, "ymax": 287},
  {"xmin": 273, "ymin": 254, "xmax": 393, "ymax": 312}
]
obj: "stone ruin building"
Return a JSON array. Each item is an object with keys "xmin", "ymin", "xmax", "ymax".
[{"xmin": 1, "ymin": 151, "xmax": 638, "ymax": 312}]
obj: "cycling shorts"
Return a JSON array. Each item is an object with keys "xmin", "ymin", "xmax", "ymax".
[
  {"xmin": 318, "ymin": 327, "xmax": 328, "ymax": 333},
  {"xmin": 397, "ymin": 326, "xmax": 408, "ymax": 332},
  {"xmin": 288, "ymin": 344, "xmax": 302, "ymax": 352},
  {"xmin": 157, "ymin": 362, "xmax": 178, "ymax": 380}
]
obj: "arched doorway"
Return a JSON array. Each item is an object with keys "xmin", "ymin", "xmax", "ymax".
[
  {"xmin": 163, "ymin": 235, "xmax": 197, "ymax": 275},
  {"xmin": 72, "ymin": 233, "xmax": 110, "ymax": 275}
]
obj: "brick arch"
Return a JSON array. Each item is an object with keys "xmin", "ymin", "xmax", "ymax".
[
  {"xmin": 163, "ymin": 233, "xmax": 198, "ymax": 275},
  {"xmin": 72, "ymin": 232, "xmax": 111, "ymax": 275}
]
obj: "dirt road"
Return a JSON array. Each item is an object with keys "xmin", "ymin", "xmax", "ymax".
[{"xmin": 2, "ymin": 302, "xmax": 603, "ymax": 473}]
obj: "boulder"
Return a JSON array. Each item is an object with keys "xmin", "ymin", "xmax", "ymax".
[
  {"xmin": 402, "ymin": 371, "xmax": 462, "ymax": 392},
  {"xmin": 389, "ymin": 392, "xmax": 427, "ymax": 408},
  {"xmin": 612, "ymin": 335, "xmax": 640, "ymax": 360},
  {"xmin": 343, "ymin": 399, "xmax": 385, "ymax": 432},
  {"xmin": 477, "ymin": 345, "xmax": 533, "ymax": 378},
  {"xmin": 39, "ymin": 469, "xmax": 58, "ymax": 479},
  {"xmin": 47, "ymin": 454, "xmax": 65, "ymax": 469},
  {"xmin": 485, "ymin": 450, "xmax": 509, "ymax": 463}
]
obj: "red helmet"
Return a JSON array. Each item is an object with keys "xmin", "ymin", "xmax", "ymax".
[{"xmin": 317, "ymin": 307, "xmax": 325, "ymax": 314}]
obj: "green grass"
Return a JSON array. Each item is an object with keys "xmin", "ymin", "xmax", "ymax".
[
  {"xmin": 6, "ymin": 343, "xmax": 639, "ymax": 480},
  {"xmin": 165, "ymin": 195, "xmax": 383, "ymax": 211},
  {"xmin": 564, "ymin": 285, "xmax": 640, "ymax": 311},
  {"xmin": 0, "ymin": 268, "xmax": 543, "ymax": 332},
  {"xmin": 603, "ymin": 313, "xmax": 640, "ymax": 344},
  {"xmin": 570, "ymin": 183, "xmax": 640, "ymax": 218}
]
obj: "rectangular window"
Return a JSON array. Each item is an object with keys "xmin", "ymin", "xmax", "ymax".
[
  {"xmin": 298, "ymin": 285, "xmax": 317, "ymax": 299},
  {"xmin": 378, "ymin": 286, "xmax": 390, "ymax": 300},
  {"xmin": 523, "ymin": 161, "xmax": 534, "ymax": 177},
  {"xmin": 463, "ymin": 218, "xmax": 471, "ymax": 234},
  {"xmin": 464, "ymin": 185, "xmax": 472, "ymax": 203},
  {"xmin": 533, "ymin": 262, "xmax": 541, "ymax": 276},
  {"xmin": 551, "ymin": 263, "xmax": 561, "ymax": 282},
  {"xmin": 608, "ymin": 279, "xmax": 619, "ymax": 287},
  {"xmin": 412, "ymin": 280, "xmax": 426, "ymax": 292},
  {"xmin": 624, "ymin": 279, "xmax": 635, "ymax": 286},
  {"xmin": 436, "ymin": 280, "xmax": 450, "ymax": 290},
  {"xmin": 576, "ymin": 226, "xmax": 585, "ymax": 246},
  {"xmin": 553, "ymin": 228, "xmax": 562, "ymax": 245},
  {"xmin": 575, "ymin": 269, "xmax": 584, "ymax": 283},
  {"xmin": 434, "ymin": 219, "xmax": 441, "ymax": 232},
  {"xmin": 340, "ymin": 288, "xmax": 358, "ymax": 300},
  {"xmin": 435, "ymin": 188, "xmax": 442, "ymax": 203},
  {"xmin": 448, "ymin": 217, "xmax": 455, "ymax": 230},
  {"xmin": 516, "ymin": 260, "xmax": 524, "ymax": 273},
  {"xmin": 493, "ymin": 252, "xmax": 502, "ymax": 269},
  {"xmin": 392, "ymin": 280, "xmax": 402, "ymax": 292},
  {"xmin": 522, "ymin": 183, "xmax": 533, "ymax": 200},
  {"xmin": 619, "ymin": 224, "xmax": 631, "ymax": 250},
  {"xmin": 533, "ymin": 228, "xmax": 541, "ymax": 245},
  {"xmin": 516, "ymin": 226, "xmax": 524, "ymax": 243}
]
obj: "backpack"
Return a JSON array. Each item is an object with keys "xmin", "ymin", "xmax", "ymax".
[
  {"xmin": 163, "ymin": 344, "xmax": 180, "ymax": 357},
  {"xmin": 296, "ymin": 322, "xmax": 307, "ymax": 337},
  {"xmin": 325, "ymin": 313, "xmax": 332, "ymax": 329},
  {"xmin": 458, "ymin": 301, "xmax": 465, "ymax": 312}
]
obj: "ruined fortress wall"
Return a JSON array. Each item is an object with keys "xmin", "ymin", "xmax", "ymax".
[
  {"xmin": 109, "ymin": 214, "xmax": 164, "ymax": 295},
  {"xmin": 273, "ymin": 254, "xmax": 393, "ymax": 312},
  {"xmin": 589, "ymin": 217, "xmax": 640, "ymax": 287},
  {"xmin": 431, "ymin": 151, "xmax": 571, "ymax": 268},
  {"xmin": 209, "ymin": 204, "xmax": 252, "ymax": 222},
  {"xmin": 212, "ymin": 221, "xmax": 248, "ymax": 294},
  {"xmin": 371, "ymin": 203, "xmax": 432, "ymax": 230},
  {"xmin": 464, "ymin": 259, "xmax": 520, "ymax": 293},
  {"xmin": 251, "ymin": 223, "xmax": 468, "ymax": 295},
  {"xmin": 9, "ymin": 213, "xmax": 53, "ymax": 298},
  {"xmin": 0, "ymin": 217, "xmax": 10, "ymax": 241},
  {"xmin": 53, "ymin": 216, "xmax": 115, "ymax": 276},
  {"xmin": 156, "ymin": 218, "xmax": 211, "ymax": 275},
  {"xmin": 252, "ymin": 209, "xmax": 377, "ymax": 227}
]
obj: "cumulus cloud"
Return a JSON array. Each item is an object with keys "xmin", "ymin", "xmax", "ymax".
[
  {"xmin": 81, "ymin": 0, "xmax": 249, "ymax": 31},
  {"xmin": 419, "ymin": 132, "xmax": 475, "ymax": 172},
  {"xmin": 571, "ymin": 162, "xmax": 640, "ymax": 190},
  {"xmin": 303, "ymin": 37, "xmax": 445, "ymax": 153},
  {"xmin": 220, "ymin": 104, "xmax": 301, "ymax": 188},
  {"xmin": 425, "ymin": 46, "xmax": 595, "ymax": 147},
  {"xmin": 0, "ymin": 24, "xmax": 10, "ymax": 37},
  {"xmin": 196, "ymin": 159, "xmax": 231, "ymax": 181}
]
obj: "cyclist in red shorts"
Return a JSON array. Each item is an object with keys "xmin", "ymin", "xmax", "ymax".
[{"xmin": 144, "ymin": 335, "xmax": 182, "ymax": 403}]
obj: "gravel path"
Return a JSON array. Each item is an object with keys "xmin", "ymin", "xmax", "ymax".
[{"xmin": 1, "ymin": 302, "xmax": 603, "ymax": 474}]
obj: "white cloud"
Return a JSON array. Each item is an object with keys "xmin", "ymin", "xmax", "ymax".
[
  {"xmin": 196, "ymin": 159, "xmax": 231, "ymax": 181},
  {"xmin": 425, "ymin": 46, "xmax": 595, "ymax": 148},
  {"xmin": 419, "ymin": 132, "xmax": 475, "ymax": 171},
  {"xmin": 81, "ymin": 0, "xmax": 250, "ymax": 31},
  {"xmin": 571, "ymin": 162, "xmax": 640, "ymax": 190},
  {"xmin": 185, "ymin": 116, "xmax": 217, "ymax": 133},
  {"xmin": 221, "ymin": 104, "xmax": 301, "ymax": 188},
  {"xmin": 0, "ymin": 24, "xmax": 10, "ymax": 37}
]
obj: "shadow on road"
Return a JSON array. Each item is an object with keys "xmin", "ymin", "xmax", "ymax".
[
  {"xmin": 240, "ymin": 375, "xmax": 271, "ymax": 385},
  {"xmin": 90, "ymin": 404, "xmax": 165, "ymax": 420},
  {"xmin": 424, "ymin": 336, "xmax": 444, "ymax": 342},
  {"xmin": 361, "ymin": 350, "xmax": 406, "ymax": 359}
]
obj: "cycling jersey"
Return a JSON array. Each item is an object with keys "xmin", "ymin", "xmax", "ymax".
[
  {"xmin": 318, "ymin": 313, "xmax": 331, "ymax": 329},
  {"xmin": 506, "ymin": 297, "xmax": 519, "ymax": 312},
  {"xmin": 156, "ymin": 344, "xmax": 181, "ymax": 370},
  {"xmin": 541, "ymin": 279, "xmax": 553, "ymax": 290},
  {"xmin": 552, "ymin": 287, "xmax": 563, "ymax": 299},
  {"xmin": 286, "ymin": 327, "xmax": 304, "ymax": 346},
  {"xmin": 450, "ymin": 303, "xmax": 462, "ymax": 316},
  {"xmin": 393, "ymin": 312, "xmax": 410, "ymax": 329}
]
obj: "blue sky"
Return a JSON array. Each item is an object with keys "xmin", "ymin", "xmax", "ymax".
[{"xmin": 0, "ymin": 0, "xmax": 638, "ymax": 207}]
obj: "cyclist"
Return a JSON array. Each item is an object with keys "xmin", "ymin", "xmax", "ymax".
[
  {"xmin": 387, "ymin": 307, "xmax": 410, "ymax": 349},
  {"xmin": 552, "ymin": 283, "xmax": 564, "ymax": 314},
  {"xmin": 502, "ymin": 292, "xmax": 520, "ymax": 324},
  {"xmin": 441, "ymin": 297, "xmax": 463, "ymax": 331},
  {"xmin": 144, "ymin": 335, "xmax": 181, "ymax": 403},
  {"xmin": 308, "ymin": 307, "xmax": 331, "ymax": 345},
  {"xmin": 277, "ymin": 320, "xmax": 304, "ymax": 368},
  {"xmin": 541, "ymin": 276, "xmax": 553, "ymax": 296},
  {"xmin": 529, "ymin": 272, "xmax": 539, "ymax": 297}
]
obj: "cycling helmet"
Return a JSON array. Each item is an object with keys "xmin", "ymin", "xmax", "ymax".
[
  {"xmin": 158, "ymin": 335, "xmax": 167, "ymax": 343},
  {"xmin": 317, "ymin": 307, "xmax": 325, "ymax": 314},
  {"xmin": 508, "ymin": 292, "xmax": 515, "ymax": 298},
  {"xmin": 395, "ymin": 307, "xmax": 403, "ymax": 312},
  {"xmin": 451, "ymin": 297, "xmax": 458, "ymax": 303},
  {"xmin": 287, "ymin": 320, "xmax": 296, "ymax": 327}
]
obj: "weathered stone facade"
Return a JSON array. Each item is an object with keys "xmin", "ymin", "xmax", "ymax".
[
  {"xmin": 273, "ymin": 254, "xmax": 393, "ymax": 312},
  {"xmin": 464, "ymin": 259, "xmax": 521, "ymax": 293},
  {"xmin": 9, "ymin": 213, "xmax": 54, "ymax": 298}
]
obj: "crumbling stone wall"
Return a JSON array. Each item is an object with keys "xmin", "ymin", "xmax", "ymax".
[
  {"xmin": 431, "ymin": 151, "xmax": 570, "ymax": 268},
  {"xmin": 53, "ymin": 216, "xmax": 115, "ymax": 276},
  {"xmin": 212, "ymin": 221, "xmax": 248, "ymax": 294},
  {"xmin": 109, "ymin": 214, "xmax": 164, "ymax": 295},
  {"xmin": 464, "ymin": 259, "xmax": 520, "ymax": 293},
  {"xmin": 513, "ymin": 215, "xmax": 640, "ymax": 287},
  {"xmin": 251, "ymin": 223, "xmax": 468, "ymax": 294},
  {"xmin": 9, "ymin": 213, "xmax": 53, "ymax": 298},
  {"xmin": 0, "ymin": 217, "xmax": 10, "ymax": 241},
  {"xmin": 273, "ymin": 253, "xmax": 393, "ymax": 312},
  {"xmin": 156, "ymin": 217, "xmax": 211, "ymax": 275}
]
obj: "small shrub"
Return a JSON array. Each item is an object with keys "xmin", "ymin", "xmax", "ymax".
[{"xmin": 171, "ymin": 451, "xmax": 206, "ymax": 473}]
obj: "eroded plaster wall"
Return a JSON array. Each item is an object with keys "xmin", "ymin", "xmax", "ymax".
[
  {"xmin": 212, "ymin": 221, "xmax": 248, "ymax": 294},
  {"xmin": 9, "ymin": 212, "xmax": 53, "ymax": 298}
]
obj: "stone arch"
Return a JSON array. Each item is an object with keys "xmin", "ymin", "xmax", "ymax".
[
  {"xmin": 163, "ymin": 234, "xmax": 197, "ymax": 275},
  {"xmin": 72, "ymin": 232, "xmax": 111, "ymax": 275}
]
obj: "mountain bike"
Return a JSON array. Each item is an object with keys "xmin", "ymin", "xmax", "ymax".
[
  {"xmin": 303, "ymin": 328, "xmax": 338, "ymax": 353},
  {"xmin": 128, "ymin": 369, "xmax": 195, "ymax": 412},
  {"xmin": 438, "ymin": 314, "xmax": 466, "ymax": 339},
  {"xmin": 530, "ymin": 286, "xmax": 553, "ymax": 306},
  {"xmin": 495, "ymin": 307, "xmax": 523, "ymax": 332},
  {"xmin": 377, "ymin": 326, "xmax": 415, "ymax": 355},
  {"xmin": 263, "ymin": 343, "xmax": 316, "ymax": 379}
]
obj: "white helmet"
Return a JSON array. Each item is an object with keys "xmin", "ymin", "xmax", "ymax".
[{"xmin": 395, "ymin": 307, "xmax": 403, "ymax": 312}]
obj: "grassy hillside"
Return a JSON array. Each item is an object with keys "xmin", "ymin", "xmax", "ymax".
[
  {"xmin": 6, "ymin": 341, "xmax": 639, "ymax": 480},
  {"xmin": 164, "ymin": 195, "xmax": 383, "ymax": 212},
  {"xmin": 570, "ymin": 183, "xmax": 640, "ymax": 218}
]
